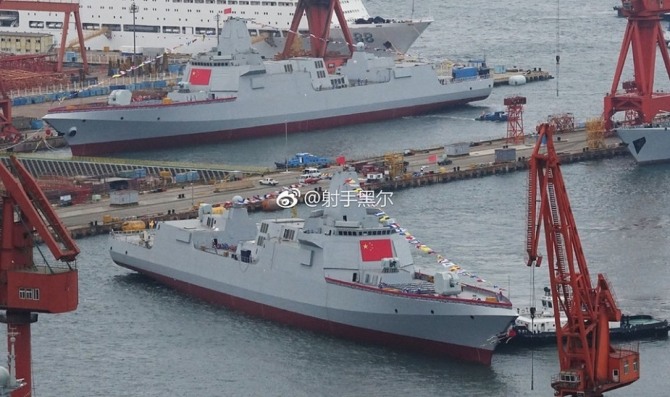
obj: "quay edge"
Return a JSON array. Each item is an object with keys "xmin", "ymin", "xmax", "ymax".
[{"xmin": 60, "ymin": 143, "xmax": 629, "ymax": 241}]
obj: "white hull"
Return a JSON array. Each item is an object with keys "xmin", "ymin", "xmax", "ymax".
[
  {"xmin": 616, "ymin": 126, "xmax": 670, "ymax": 164},
  {"xmin": 0, "ymin": 0, "xmax": 431, "ymax": 56},
  {"xmin": 108, "ymin": 172, "xmax": 517, "ymax": 364}
]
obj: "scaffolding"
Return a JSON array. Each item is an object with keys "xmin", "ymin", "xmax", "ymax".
[{"xmin": 504, "ymin": 96, "xmax": 526, "ymax": 144}]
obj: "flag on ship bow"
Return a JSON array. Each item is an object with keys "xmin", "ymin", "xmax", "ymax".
[{"xmin": 359, "ymin": 239, "xmax": 393, "ymax": 261}]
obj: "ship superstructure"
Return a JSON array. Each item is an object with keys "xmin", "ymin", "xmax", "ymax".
[
  {"xmin": 109, "ymin": 170, "xmax": 517, "ymax": 364},
  {"xmin": 43, "ymin": 17, "xmax": 493, "ymax": 156}
]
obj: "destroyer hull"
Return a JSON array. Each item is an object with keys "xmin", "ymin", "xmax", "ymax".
[
  {"xmin": 45, "ymin": 79, "xmax": 492, "ymax": 156},
  {"xmin": 110, "ymin": 240, "xmax": 513, "ymax": 365},
  {"xmin": 616, "ymin": 126, "xmax": 670, "ymax": 164}
]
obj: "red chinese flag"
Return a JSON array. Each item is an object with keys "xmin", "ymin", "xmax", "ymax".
[
  {"xmin": 359, "ymin": 239, "xmax": 393, "ymax": 261},
  {"xmin": 428, "ymin": 154, "xmax": 437, "ymax": 164},
  {"xmin": 223, "ymin": 7, "xmax": 233, "ymax": 14},
  {"xmin": 336, "ymin": 155, "xmax": 346, "ymax": 165},
  {"xmin": 189, "ymin": 68, "xmax": 212, "ymax": 85}
]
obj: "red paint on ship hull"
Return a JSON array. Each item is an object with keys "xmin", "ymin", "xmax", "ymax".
[
  {"xmin": 115, "ymin": 261, "xmax": 494, "ymax": 365},
  {"xmin": 67, "ymin": 97, "xmax": 488, "ymax": 156}
]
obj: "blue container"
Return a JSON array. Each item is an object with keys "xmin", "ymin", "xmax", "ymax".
[
  {"xmin": 12, "ymin": 97, "xmax": 25, "ymax": 106},
  {"xmin": 186, "ymin": 171, "xmax": 200, "ymax": 182},
  {"xmin": 154, "ymin": 80, "xmax": 167, "ymax": 88},
  {"xmin": 452, "ymin": 67, "xmax": 478, "ymax": 79},
  {"xmin": 30, "ymin": 119, "xmax": 44, "ymax": 129},
  {"xmin": 110, "ymin": 85, "xmax": 126, "ymax": 91},
  {"xmin": 65, "ymin": 51, "xmax": 77, "ymax": 63},
  {"xmin": 175, "ymin": 173, "xmax": 188, "ymax": 183},
  {"xmin": 168, "ymin": 64, "xmax": 181, "ymax": 73}
]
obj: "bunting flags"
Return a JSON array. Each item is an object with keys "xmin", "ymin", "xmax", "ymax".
[{"xmin": 374, "ymin": 210, "xmax": 504, "ymax": 292}]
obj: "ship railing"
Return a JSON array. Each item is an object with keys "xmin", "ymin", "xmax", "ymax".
[
  {"xmin": 195, "ymin": 244, "xmax": 257, "ymax": 263},
  {"xmin": 7, "ymin": 72, "xmax": 181, "ymax": 100},
  {"xmin": 111, "ymin": 230, "xmax": 154, "ymax": 248}
]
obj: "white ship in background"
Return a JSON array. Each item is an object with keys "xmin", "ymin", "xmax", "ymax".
[{"xmin": 0, "ymin": 0, "xmax": 432, "ymax": 57}]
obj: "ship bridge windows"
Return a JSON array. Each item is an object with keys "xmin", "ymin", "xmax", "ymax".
[
  {"xmin": 103, "ymin": 24, "xmax": 122, "ymax": 32},
  {"xmin": 83, "ymin": 23, "xmax": 100, "ymax": 30},
  {"xmin": 163, "ymin": 26, "xmax": 180, "ymax": 33},
  {"xmin": 46, "ymin": 21, "xmax": 63, "ymax": 29},
  {"xmin": 195, "ymin": 27, "xmax": 216, "ymax": 35},
  {"xmin": 29, "ymin": 21, "xmax": 44, "ymax": 28},
  {"xmin": 284, "ymin": 64, "xmax": 293, "ymax": 73},
  {"xmin": 282, "ymin": 228, "xmax": 296, "ymax": 241},
  {"xmin": 331, "ymin": 77, "xmax": 346, "ymax": 89},
  {"xmin": 196, "ymin": 0, "xmax": 205, "ymax": 3},
  {"xmin": 262, "ymin": 2, "xmax": 278, "ymax": 5},
  {"xmin": 125, "ymin": 24, "xmax": 160, "ymax": 33},
  {"xmin": 251, "ymin": 1, "xmax": 260, "ymax": 5},
  {"xmin": 260, "ymin": 29, "xmax": 281, "ymax": 37}
]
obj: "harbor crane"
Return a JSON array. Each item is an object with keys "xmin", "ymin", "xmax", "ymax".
[
  {"xmin": 0, "ymin": 0, "xmax": 89, "ymax": 73},
  {"xmin": 0, "ymin": 156, "xmax": 80, "ymax": 397},
  {"xmin": 279, "ymin": 0, "xmax": 355, "ymax": 72},
  {"xmin": 604, "ymin": 0, "xmax": 670, "ymax": 130},
  {"xmin": 526, "ymin": 123, "xmax": 640, "ymax": 396}
]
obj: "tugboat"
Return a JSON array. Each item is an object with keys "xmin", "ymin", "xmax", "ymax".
[
  {"xmin": 497, "ymin": 287, "xmax": 670, "ymax": 348},
  {"xmin": 475, "ymin": 110, "xmax": 508, "ymax": 122}
]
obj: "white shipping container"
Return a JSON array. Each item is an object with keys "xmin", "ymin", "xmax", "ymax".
[
  {"xmin": 110, "ymin": 190, "xmax": 139, "ymax": 206},
  {"xmin": 444, "ymin": 142, "xmax": 470, "ymax": 157}
]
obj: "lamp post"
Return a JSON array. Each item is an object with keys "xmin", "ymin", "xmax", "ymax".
[{"xmin": 130, "ymin": 1, "xmax": 139, "ymax": 84}]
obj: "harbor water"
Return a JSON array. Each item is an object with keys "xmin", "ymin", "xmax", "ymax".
[{"xmin": 4, "ymin": 0, "xmax": 670, "ymax": 396}]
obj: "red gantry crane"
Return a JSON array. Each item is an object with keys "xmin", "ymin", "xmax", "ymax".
[
  {"xmin": 526, "ymin": 123, "xmax": 640, "ymax": 397},
  {"xmin": 0, "ymin": 0, "xmax": 89, "ymax": 73},
  {"xmin": 604, "ymin": 0, "xmax": 670, "ymax": 130},
  {"xmin": 0, "ymin": 156, "xmax": 80, "ymax": 397},
  {"xmin": 279, "ymin": 0, "xmax": 355, "ymax": 72}
]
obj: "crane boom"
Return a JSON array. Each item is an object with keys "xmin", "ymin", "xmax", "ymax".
[
  {"xmin": 526, "ymin": 124, "xmax": 640, "ymax": 396},
  {"xmin": 604, "ymin": 0, "xmax": 670, "ymax": 129}
]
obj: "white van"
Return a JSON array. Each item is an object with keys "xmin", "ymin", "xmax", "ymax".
[{"xmin": 302, "ymin": 167, "xmax": 321, "ymax": 178}]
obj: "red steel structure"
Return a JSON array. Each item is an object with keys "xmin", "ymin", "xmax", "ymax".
[
  {"xmin": 526, "ymin": 123, "xmax": 640, "ymax": 396},
  {"xmin": 0, "ymin": 0, "xmax": 88, "ymax": 73},
  {"xmin": 504, "ymin": 96, "xmax": 526, "ymax": 144},
  {"xmin": 0, "ymin": 156, "xmax": 79, "ymax": 397},
  {"xmin": 604, "ymin": 0, "xmax": 670, "ymax": 130},
  {"xmin": 280, "ymin": 0, "xmax": 355, "ymax": 72},
  {"xmin": 0, "ymin": 78, "xmax": 19, "ymax": 141}
]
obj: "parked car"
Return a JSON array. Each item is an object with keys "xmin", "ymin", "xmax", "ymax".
[
  {"xmin": 437, "ymin": 155, "xmax": 453, "ymax": 166},
  {"xmin": 298, "ymin": 176, "xmax": 320, "ymax": 185},
  {"xmin": 259, "ymin": 177, "xmax": 279, "ymax": 186}
]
